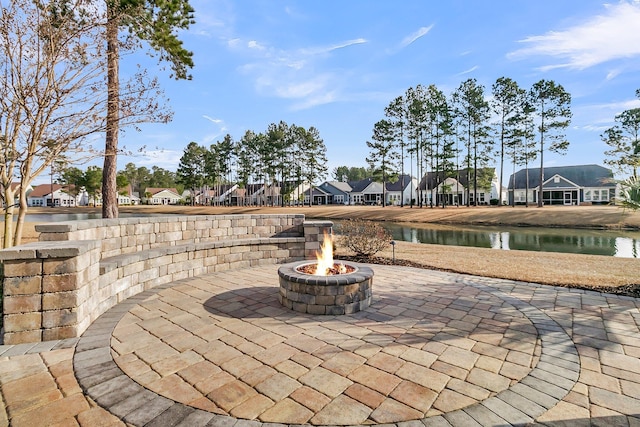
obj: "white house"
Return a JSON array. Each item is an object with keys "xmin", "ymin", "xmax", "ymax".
[
  {"xmin": 420, "ymin": 168, "xmax": 500, "ymax": 206},
  {"xmin": 27, "ymin": 184, "xmax": 78, "ymax": 207},
  {"xmin": 385, "ymin": 174, "xmax": 418, "ymax": 206},
  {"xmin": 144, "ymin": 187, "xmax": 182, "ymax": 205}
]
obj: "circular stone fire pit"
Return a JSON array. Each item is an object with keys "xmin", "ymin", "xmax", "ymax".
[{"xmin": 278, "ymin": 260, "xmax": 374, "ymax": 315}]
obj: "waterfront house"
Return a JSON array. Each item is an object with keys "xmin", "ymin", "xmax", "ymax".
[
  {"xmin": 318, "ymin": 181, "xmax": 352, "ymax": 204},
  {"xmin": 419, "ymin": 168, "xmax": 499, "ymax": 206},
  {"xmin": 143, "ymin": 187, "xmax": 182, "ymax": 205},
  {"xmin": 385, "ymin": 174, "xmax": 418, "ymax": 206},
  {"xmin": 27, "ymin": 184, "xmax": 77, "ymax": 207},
  {"xmin": 507, "ymin": 164, "xmax": 616, "ymax": 206}
]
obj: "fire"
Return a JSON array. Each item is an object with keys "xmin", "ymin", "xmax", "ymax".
[{"xmin": 315, "ymin": 232, "xmax": 334, "ymax": 276}]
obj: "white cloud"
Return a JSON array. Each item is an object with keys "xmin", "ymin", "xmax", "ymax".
[
  {"xmin": 201, "ymin": 116, "xmax": 228, "ymax": 144},
  {"xmin": 137, "ymin": 150, "xmax": 183, "ymax": 169},
  {"xmin": 247, "ymin": 40, "xmax": 266, "ymax": 50},
  {"xmin": 233, "ymin": 37, "xmax": 367, "ymax": 109},
  {"xmin": 291, "ymin": 91, "xmax": 338, "ymax": 111},
  {"xmin": 606, "ymin": 69, "xmax": 621, "ymax": 80},
  {"xmin": 299, "ymin": 38, "xmax": 367, "ymax": 56},
  {"xmin": 203, "ymin": 115, "xmax": 223, "ymax": 124},
  {"xmin": 400, "ymin": 25, "xmax": 434, "ymax": 49},
  {"xmin": 508, "ymin": 2, "xmax": 640, "ymax": 70},
  {"xmin": 457, "ymin": 65, "xmax": 478, "ymax": 76}
]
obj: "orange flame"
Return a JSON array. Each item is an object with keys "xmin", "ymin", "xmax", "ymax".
[{"xmin": 315, "ymin": 232, "xmax": 334, "ymax": 276}]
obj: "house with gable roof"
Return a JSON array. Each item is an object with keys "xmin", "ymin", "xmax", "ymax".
[
  {"xmin": 318, "ymin": 181, "xmax": 352, "ymax": 205},
  {"xmin": 27, "ymin": 184, "xmax": 78, "ymax": 207},
  {"xmin": 385, "ymin": 174, "xmax": 418, "ymax": 206},
  {"xmin": 419, "ymin": 168, "xmax": 499, "ymax": 206},
  {"xmin": 143, "ymin": 187, "xmax": 182, "ymax": 205},
  {"xmin": 348, "ymin": 178, "xmax": 384, "ymax": 205},
  {"xmin": 507, "ymin": 164, "xmax": 616, "ymax": 206}
]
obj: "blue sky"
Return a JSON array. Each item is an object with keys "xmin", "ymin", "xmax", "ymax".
[{"xmin": 116, "ymin": 0, "xmax": 640, "ymax": 182}]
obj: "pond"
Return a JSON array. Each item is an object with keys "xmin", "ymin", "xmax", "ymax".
[
  {"xmin": 14, "ymin": 212, "xmax": 166, "ymax": 222},
  {"xmin": 335, "ymin": 221, "xmax": 640, "ymax": 259}
]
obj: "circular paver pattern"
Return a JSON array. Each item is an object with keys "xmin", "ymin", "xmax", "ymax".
[{"xmin": 75, "ymin": 264, "xmax": 580, "ymax": 426}]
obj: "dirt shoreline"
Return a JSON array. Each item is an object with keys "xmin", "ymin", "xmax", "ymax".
[{"xmin": 9, "ymin": 205, "xmax": 640, "ymax": 296}]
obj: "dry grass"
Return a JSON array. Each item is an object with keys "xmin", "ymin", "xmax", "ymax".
[{"xmin": 8, "ymin": 205, "xmax": 640, "ymax": 294}]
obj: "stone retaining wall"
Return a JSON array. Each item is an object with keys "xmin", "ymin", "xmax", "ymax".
[{"xmin": 0, "ymin": 214, "xmax": 332, "ymax": 344}]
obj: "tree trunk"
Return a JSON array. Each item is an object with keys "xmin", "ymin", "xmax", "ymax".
[
  {"xmin": 2, "ymin": 187, "xmax": 15, "ymax": 249},
  {"xmin": 499, "ymin": 122, "xmax": 505, "ymax": 207},
  {"xmin": 13, "ymin": 189, "xmax": 29, "ymax": 246},
  {"xmin": 102, "ymin": 6, "xmax": 119, "ymax": 218},
  {"xmin": 538, "ymin": 119, "xmax": 545, "ymax": 208}
]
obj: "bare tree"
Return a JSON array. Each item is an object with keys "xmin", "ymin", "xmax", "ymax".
[
  {"xmin": 0, "ymin": 0, "xmax": 107, "ymax": 246},
  {"xmin": 0, "ymin": 0, "xmax": 174, "ymax": 246}
]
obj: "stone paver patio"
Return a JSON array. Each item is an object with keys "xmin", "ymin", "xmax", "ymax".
[{"xmin": 1, "ymin": 264, "xmax": 639, "ymax": 426}]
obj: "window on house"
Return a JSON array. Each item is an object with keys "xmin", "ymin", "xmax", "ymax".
[
  {"xmin": 584, "ymin": 190, "xmax": 591, "ymax": 201},
  {"xmin": 554, "ymin": 176, "xmax": 560, "ymax": 183}
]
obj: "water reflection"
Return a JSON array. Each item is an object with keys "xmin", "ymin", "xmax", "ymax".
[
  {"xmin": 11, "ymin": 212, "xmax": 166, "ymax": 222},
  {"xmin": 371, "ymin": 222, "xmax": 640, "ymax": 259}
]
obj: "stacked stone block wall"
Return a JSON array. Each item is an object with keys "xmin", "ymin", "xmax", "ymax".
[
  {"xmin": 1, "ymin": 214, "xmax": 326, "ymax": 344},
  {"xmin": 303, "ymin": 220, "xmax": 334, "ymax": 259}
]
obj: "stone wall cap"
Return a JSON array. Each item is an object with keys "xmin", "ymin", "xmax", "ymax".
[
  {"xmin": 303, "ymin": 220, "xmax": 334, "ymax": 227},
  {"xmin": 0, "ymin": 240, "xmax": 100, "ymax": 260}
]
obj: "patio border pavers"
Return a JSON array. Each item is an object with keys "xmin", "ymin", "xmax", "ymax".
[{"xmin": 71, "ymin": 265, "xmax": 581, "ymax": 427}]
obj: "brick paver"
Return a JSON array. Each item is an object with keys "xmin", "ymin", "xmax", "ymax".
[{"xmin": 1, "ymin": 263, "xmax": 639, "ymax": 426}]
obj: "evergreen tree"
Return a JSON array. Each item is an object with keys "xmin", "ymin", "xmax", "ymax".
[
  {"xmin": 385, "ymin": 96, "xmax": 408, "ymax": 206},
  {"xmin": 529, "ymin": 80, "xmax": 572, "ymax": 207},
  {"xmin": 602, "ymin": 89, "xmax": 640, "ymax": 178},
  {"xmin": 424, "ymin": 85, "xmax": 454, "ymax": 208},
  {"xmin": 176, "ymin": 142, "xmax": 206, "ymax": 205},
  {"xmin": 299, "ymin": 126, "xmax": 328, "ymax": 206},
  {"xmin": 366, "ymin": 120, "xmax": 399, "ymax": 207},
  {"xmin": 492, "ymin": 77, "xmax": 527, "ymax": 206},
  {"xmin": 452, "ymin": 78, "xmax": 492, "ymax": 206},
  {"xmin": 103, "ymin": 0, "xmax": 195, "ymax": 218}
]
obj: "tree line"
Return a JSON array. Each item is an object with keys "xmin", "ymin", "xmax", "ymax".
[
  {"xmin": 58, "ymin": 163, "xmax": 181, "ymax": 203},
  {"xmin": 365, "ymin": 77, "xmax": 573, "ymax": 208},
  {"xmin": 175, "ymin": 121, "xmax": 328, "ymax": 206}
]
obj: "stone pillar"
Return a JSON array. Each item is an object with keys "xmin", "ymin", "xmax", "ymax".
[
  {"xmin": 303, "ymin": 220, "xmax": 333, "ymax": 260},
  {"xmin": 0, "ymin": 240, "xmax": 100, "ymax": 344}
]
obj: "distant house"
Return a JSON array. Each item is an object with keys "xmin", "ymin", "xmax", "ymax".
[
  {"xmin": 419, "ymin": 168, "xmax": 499, "ymax": 206},
  {"xmin": 302, "ymin": 186, "xmax": 332, "ymax": 205},
  {"xmin": 188, "ymin": 185, "xmax": 238, "ymax": 205},
  {"xmin": 507, "ymin": 164, "xmax": 616, "ymax": 206},
  {"xmin": 318, "ymin": 181, "xmax": 351, "ymax": 205},
  {"xmin": 143, "ymin": 187, "xmax": 182, "ymax": 205},
  {"xmin": 348, "ymin": 178, "xmax": 384, "ymax": 205},
  {"xmin": 385, "ymin": 174, "xmax": 418, "ymax": 206},
  {"xmin": 311, "ymin": 175, "xmax": 419, "ymax": 206},
  {"xmin": 117, "ymin": 185, "xmax": 140, "ymax": 205},
  {"xmin": 27, "ymin": 184, "xmax": 77, "ymax": 207}
]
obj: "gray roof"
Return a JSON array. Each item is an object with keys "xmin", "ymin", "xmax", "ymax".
[
  {"xmin": 348, "ymin": 178, "xmax": 375, "ymax": 193},
  {"xmin": 385, "ymin": 175, "xmax": 413, "ymax": 192},
  {"xmin": 507, "ymin": 164, "xmax": 615, "ymax": 190},
  {"xmin": 320, "ymin": 181, "xmax": 352, "ymax": 195}
]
